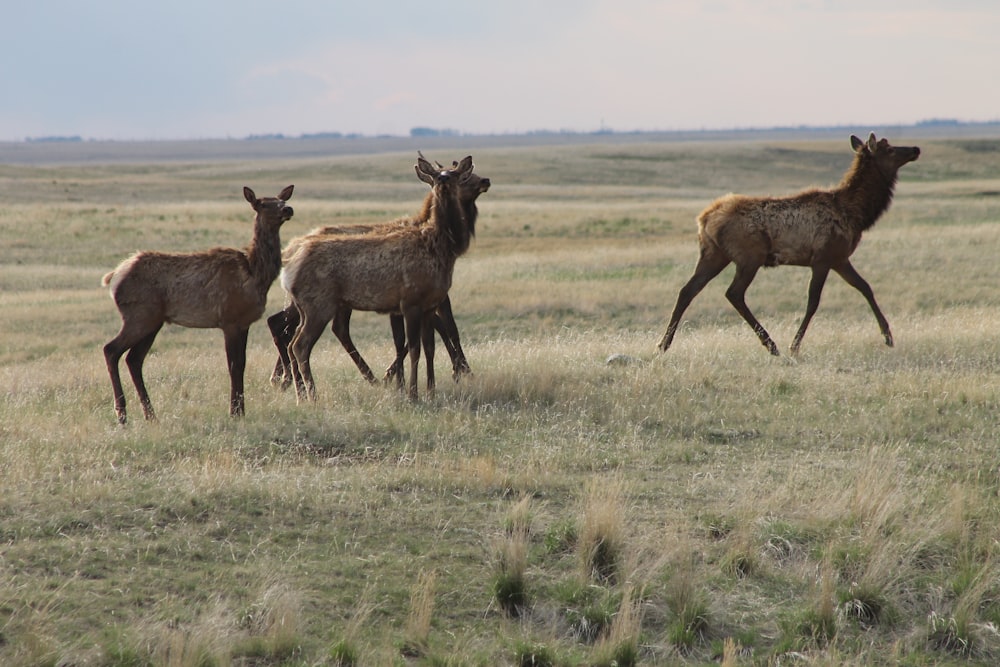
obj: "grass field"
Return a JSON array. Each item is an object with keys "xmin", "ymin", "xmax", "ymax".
[{"xmin": 3, "ymin": 133, "xmax": 1000, "ymax": 665}]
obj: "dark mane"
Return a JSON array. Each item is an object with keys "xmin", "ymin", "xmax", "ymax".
[{"xmin": 839, "ymin": 147, "xmax": 898, "ymax": 232}]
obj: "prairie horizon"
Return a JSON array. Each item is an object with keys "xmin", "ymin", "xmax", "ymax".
[{"xmin": 4, "ymin": 120, "xmax": 1000, "ymax": 167}]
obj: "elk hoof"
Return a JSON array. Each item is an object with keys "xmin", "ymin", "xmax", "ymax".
[
  {"xmin": 382, "ymin": 363, "xmax": 403, "ymax": 385},
  {"xmin": 452, "ymin": 363, "xmax": 472, "ymax": 382}
]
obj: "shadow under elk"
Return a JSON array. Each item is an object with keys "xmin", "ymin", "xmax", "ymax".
[
  {"xmin": 281, "ymin": 156, "xmax": 476, "ymax": 401},
  {"xmin": 659, "ymin": 133, "xmax": 919, "ymax": 356},
  {"xmin": 102, "ymin": 185, "xmax": 294, "ymax": 424},
  {"xmin": 268, "ymin": 155, "xmax": 489, "ymax": 389}
]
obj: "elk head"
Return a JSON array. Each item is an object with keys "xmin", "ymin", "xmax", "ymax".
[
  {"xmin": 851, "ymin": 133, "xmax": 920, "ymax": 176},
  {"xmin": 415, "ymin": 154, "xmax": 474, "ymax": 186},
  {"xmin": 244, "ymin": 185, "xmax": 295, "ymax": 228}
]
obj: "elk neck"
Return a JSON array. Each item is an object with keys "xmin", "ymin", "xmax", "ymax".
[
  {"xmin": 839, "ymin": 152, "xmax": 898, "ymax": 232},
  {"xmin": 247, "ymin": 216, "xmax": 284, "ymax": 294},
  {"xmin": 461, "ymin": 198, "xmax": 480, "ymax": 238},
  {"xmin": 431, "ymin": 184, "xmax": 472, "ymax": 256}
]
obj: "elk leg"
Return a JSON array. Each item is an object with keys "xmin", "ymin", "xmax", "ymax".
[
  {"xmin": 383, "ymin": 314, "xmax": 406, "ymax": 389},
  {"xmin": 267, "ymin": 306, "xmax": 299, "ymax": 389},
  {"xmin": 330, "ymin": 308, "xmax": 377, "ymax": 384},
  {"xmin": 790, "ymin": 265, "xmax": 831, "ymax": 355},
  {"xmin": 725, "ymin": 264, "xmax": 779, "ymax": 356},
  {"xmin": 403, "ymin": 309, "xmax": 423, "ymax": 401},
  {"xmin": 103, "ymin": 338, "xmax": 130, "ymax": 425},
  {"xmin": 433, "ymin": 296, "xmax": 471, "ymax": 380},
  {"xmin": 104, "ymin": 325, "xmax": 152, "ymax": 426},
  {"xmin": 659, "ymin": 251, "xmax": 730, "ymax": 351},
  {"xmin": 422, "ymin": 315, "xmax": 436, "ymax": 398},
  {"xmin": 290, "ymin": 312, "xmax": 328, "ymax": 402},
  {"xmin": 224, "ymin": 327, "xmax": 250, "ymax": 417},
  {"xmin": 835, "ymin": 261, "xmax": 893, "ymax": 347},
  {"xmin": 270, "ymin": 356, "xmax": 286, "ymax": 388},
  {"xmin": 124, "ymin": 327, "xmax": 161, "ymax": 422}
]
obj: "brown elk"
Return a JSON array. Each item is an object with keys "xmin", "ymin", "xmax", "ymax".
[
  {"xmin": 267, "ymin": 157, "xmax": 489, "ymax": 388},
  {"xmin": 658, "ymin": 133, "xmax": 919, "ymax": 356},
  {"xmin": 102, "ymin": 185, "xmax": 294, "ymax": 424},
  {"xmin": 282, "ymin": 156, "xmax": 476, "ymax": 401}
]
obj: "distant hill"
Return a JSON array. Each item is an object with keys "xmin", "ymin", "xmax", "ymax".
[{"xmin": 3, "ymin": 121, "xmax": 1000, "ymax": 165}]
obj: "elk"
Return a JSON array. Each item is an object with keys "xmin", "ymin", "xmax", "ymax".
[
  {"xmin": 267, "ymin": 156, "xmax": 489, "ymax": 388},
  {"xmin": 102, "ymin": 185, "xmax": 294, "ymax": 424},
  {"xmin": 282, "ymin": 156, "xmax": 475, "ymax": 401},
  {"xmin": 658, "ymin": 133, "xmax": 919, "ymax": 356}
]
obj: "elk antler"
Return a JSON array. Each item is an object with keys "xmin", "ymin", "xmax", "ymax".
[{"xmin": 418, "ymin": 150, "xmax": 446, "ymax": 170}]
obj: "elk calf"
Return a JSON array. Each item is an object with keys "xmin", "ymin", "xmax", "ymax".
[
  {"xmin": 102, "ymin": 185, "xmax": 294, "ymax": 424},
  {"xmin": 659, "ymin": 133, "xmax": 919, "ymax": 356},
  {"xmin": 268, "ymin": 157, "xmax": 489, "ymax": 388},
  {"xmin": 282, "ymin": 157, "xmax": 476, "ymax": 401}
]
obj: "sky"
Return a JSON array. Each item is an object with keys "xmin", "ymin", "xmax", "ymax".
[{"xmin": 2, "ymin": 1, "xmax": 998, "ymax": 141}]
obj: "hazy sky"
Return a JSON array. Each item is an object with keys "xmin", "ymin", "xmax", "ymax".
[{"xmin": 2, "ymin": 1, "xmax": 998, "ymax": 141}]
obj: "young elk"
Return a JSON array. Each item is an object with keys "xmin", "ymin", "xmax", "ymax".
[
  {"xmin": 659, "ymin": 133, "xmax": 919, "ymax": 356},
  {"xmin": 267, "ymin": 156, "xmax": 489, "ymax": 388},
  {"xmin": 282, "ymin": 157, "xmax": 475, "ymax": 401},
  {"xmin": 102, "ymin": 185, "xmax": 294, "ymax": 424}
]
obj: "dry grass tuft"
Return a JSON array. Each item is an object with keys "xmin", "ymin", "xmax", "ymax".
[
  {"xmin": 505, "ymin": 493, "xmax": 535, "ymax": 536},
  {"xmin": 664, "ymin": 563, "xmax": 712, "ymax": 655},
  {"xmin": 402, "ymin": 569, "xmax": 438, "ymax": 656},
  {"xmin": 492, "ymin": 512, "xmax": 532, "ymax": 618},
  {"xmin": 238, "ymin": 580, "xmax": 303, "ymax": 659},
  {"xmin": 144, "ymin": 599, "xmax": 236, "ymax": 667},
  {"xmin": 591, "ymin": 583, "xmax": 643, "ymax": 667},
  {"xmin": 578, "ymin": 475, "xmax": 630, "ymax": 584}
]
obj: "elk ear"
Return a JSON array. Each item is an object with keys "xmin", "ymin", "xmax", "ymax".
[
  {"xmin": 416, "ymin": 155, "xmax": 438, "ymax": 180},
  {"xmin": 414, "ymin": 164, "xmax": 435, "ymax": 186},
  {"xmin": 850, "ymin": 135, "xmax": 865, "ymax": 153},
  {"xmin": 455, "ymin": 155, "xmax": 474, "ymax": 175},
  {"xmin": 279, "ymin": 184, "xmax": 294, "ymax": 201},
  {"xmin": 416, "ymin": 154, "xmax": 436, "ymax": 174},
  {"xmin": 867, "ymin": 133, "xmax": 877, "ymax": 152},
  {"xmin": 418, "ymin": 151, "xmax": 446, "ymax": 170},
  {"xmin": 244, "ymin": 187, "xmax": 257, "ymax": 205}
]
